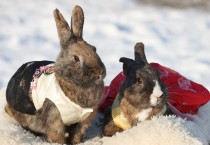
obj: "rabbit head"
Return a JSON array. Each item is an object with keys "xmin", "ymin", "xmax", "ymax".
[
  {"xmin": 53, "ymin": 6, "xmax": 106, "ymax": 87},
  {"xmin": 119, "ymin": 42, "xmax": 167, "ymax": 110}
]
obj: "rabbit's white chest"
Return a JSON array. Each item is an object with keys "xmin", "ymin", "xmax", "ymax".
[
  {"xmin": 31, "ymin": 72, "xmax": 93, "ymax": 126},
  {"xmin": 136, "ymin": 108, "xmax": 153, "ymax": 122}
]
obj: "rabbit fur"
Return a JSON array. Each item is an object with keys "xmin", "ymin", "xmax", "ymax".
[
  {"xmin": 103, "ymin": 42, "xmax": 169, "ymax": 136},
  {"xmin": 5, "ymin": 5, "xmax": 106, "ymax": 144}
]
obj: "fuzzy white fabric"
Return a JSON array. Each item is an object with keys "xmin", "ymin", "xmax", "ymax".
[
  {"xmin": 102, "ymin": 117, "xmax": 203, "ymax": 145},
  {"xmin": 1, "ymin": 88, "xmax": 210, "ymax": 145},
  {"xmin": 32, "ymin": 73, "xmax": 93, "ymax": 126}
]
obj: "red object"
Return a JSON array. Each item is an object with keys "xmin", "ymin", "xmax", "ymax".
[
  {"xmin": 98, "ymin": 63, "xmax": 210, "ymax": 115},
  {"xmin": 98, "ymin": 72, "xmax": 126, "ymax": 112}
]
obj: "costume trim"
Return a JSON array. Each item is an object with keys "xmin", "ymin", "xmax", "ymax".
[
  {"xmin": 30, "ymin": 64, "xmax": 93, "ymax": 125},
  {"xmin": 111, "ymin": 94, "xmax": 132, "ymax": 130},
  {"xmin": 112, "ymin": 94, "xmax": 167, "ymax": 130}
]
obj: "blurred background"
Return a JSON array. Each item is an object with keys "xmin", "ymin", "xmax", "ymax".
[
  {"xmin": 137, "ymin": 0, "xmax": 210, "ymax": 9},
  {"xmin": 0, "ymin": 0, "xmax": 210, "ymax": 90}
]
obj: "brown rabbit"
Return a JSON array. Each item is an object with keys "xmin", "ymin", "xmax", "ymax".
[
  {"xmin": 103, "ymin": 42, "xmax": 169, "ymax": 136},
  {"xmin": 5, "ymin": 5, "xmax": 106, "ymax": 144}
]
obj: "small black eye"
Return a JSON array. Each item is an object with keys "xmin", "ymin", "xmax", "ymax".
[
  {"xmin": 137, "ymin": 77, "xmax": 143, "ymax": 84},
  {"xmin": 74, "ymin": 55, "xmax": 80, "ymax": 62}
]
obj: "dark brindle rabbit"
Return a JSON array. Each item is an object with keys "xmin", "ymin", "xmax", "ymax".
[
  {"xmin": 103, "ymin": 42, "xmax": 169, "ymax": 136},
  {"xmin": 5, "ymin": 5, "xmax": 106, "ymax": 144}
]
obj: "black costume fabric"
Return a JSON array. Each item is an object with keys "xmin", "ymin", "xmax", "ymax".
[{"xmin": 6, "ymin": 61, "xmax": 54, "ymax": 115}]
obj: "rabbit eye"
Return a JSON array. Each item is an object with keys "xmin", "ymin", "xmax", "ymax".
[
  {"xmin": 137, "ymin": 77, "xmax": 143, "ymax": 84},
  {"xmin": 73, "ymin": 55, "xmax": 80, "ymax": 62}
]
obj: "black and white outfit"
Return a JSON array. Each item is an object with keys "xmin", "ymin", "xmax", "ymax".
[{"xmin": 6, "ymin": 61, "xmax": 93, "ymax": 125}]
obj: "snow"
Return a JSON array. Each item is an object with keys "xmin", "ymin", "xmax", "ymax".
[
  {"xmin": 1, "ymin": 86, "xmax": 210, "ymax": 145},
  {"xmin": 0, "ymin": 0, "xmax": 210, "ymax": 144}
]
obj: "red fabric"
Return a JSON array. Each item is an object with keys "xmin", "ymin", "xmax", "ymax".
[
  {"xmin": 151, "ymin": 63, "xmax": 210, "ymax": 114},
  {"xmin": 98, "ymin": 63, "xmax": 210, "ymax": 114},
  {"xmin": 98, "ymin": 72, "xmax": 125, "ymax": 112}
]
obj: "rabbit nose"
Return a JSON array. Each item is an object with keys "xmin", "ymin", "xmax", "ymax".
[
  {"xmin": 97, "ymin": 74, "xmax": 105, "ymax": 81},
  {"xmin": 101, "ymin": 70, "xmax": 106, "ymax": 78},
  {"xmin": 95, "ymin": 75, "xmax": 103, "ymax": 85},
  {"xmin": 95, "ymin": 71, "xmax": 105, "ymax": 84},
  {"xmin": 157, "ymin": 95, "xmax": 162, "ymax": 98},
  {"xmin": 157, "ymin": 94, "xmax": 163, "ymax": 101}
]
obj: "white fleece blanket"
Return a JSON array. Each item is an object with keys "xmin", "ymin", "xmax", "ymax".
[{"xmin": 0, "ymin": 88, "xmax": 210, "ymax": 145}]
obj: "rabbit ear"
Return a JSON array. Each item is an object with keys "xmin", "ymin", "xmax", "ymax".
[
  {"xmin": 119, "ymin": 57, "xmax": 135, "ymax": 75},
  {"xmin": 71, "ymin": 5, "xmax": 84, "ymax": 39},
  {"xmin": 119, "ymin": 57, "xmax": 134, "ymax": 64},
  {"xmin": 134, "ymin": 42, "xmax": 148, "ymax": 63},
  {"xmin": 53, "ymin": 9, "xmax": 72, "ymax": 45}
]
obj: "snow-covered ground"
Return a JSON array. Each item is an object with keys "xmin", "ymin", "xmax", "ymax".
[{"xmin": 0, "ymin": 0, "xmax": 210, "ymax": 144}]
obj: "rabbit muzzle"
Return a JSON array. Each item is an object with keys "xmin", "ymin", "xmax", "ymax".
[
  {"xmin": 149, "ymin": 80, "xmax": 164, "ymax": 107},
  {"xmin": 95, "ymin": 70, "xmax": 106, "ymax": 85}
]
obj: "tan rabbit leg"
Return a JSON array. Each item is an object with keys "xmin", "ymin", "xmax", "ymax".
[
  {"xmin": 66, "ymin": 110, "xmax": 97, "ymax": 144},
  {"xmin": 46, "ymin": 126, "xmax": 66, "ymax": 144},
  {"xmin": 103, "ymin": 120, "xmax": 123, "ymax": 137},
  {"xmin": 5, "ymin": 98, "xmax": 66, "ymax": 143}
]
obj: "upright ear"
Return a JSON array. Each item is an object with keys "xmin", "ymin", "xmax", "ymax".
[
  {"xmin": 53, "ymin": 9, "xmax": 72, "ymax": 46},
  {"xmin": 71, "ymin": 5, "xmax": 84, "ymax": 39},
  {"xmin": 119, "ymin": 57, "xmax": 135, "ymax": 75},
  {"xmin": 134, "ymin": 42, "xmax": 148, "ymax": 64}
]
